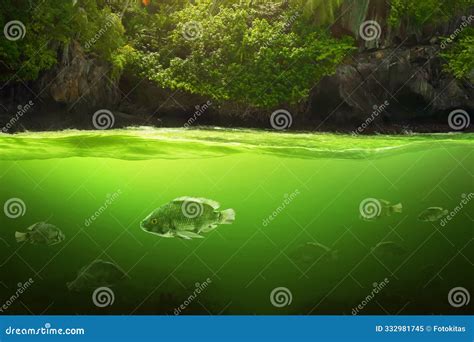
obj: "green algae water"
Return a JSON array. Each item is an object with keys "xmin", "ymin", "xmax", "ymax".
[{"xmin": 0, "ymin": 128, "xmax": 472, "ymax": 315}]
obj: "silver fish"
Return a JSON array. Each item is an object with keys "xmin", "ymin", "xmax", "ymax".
[
  {"xmin": 67, "ymin": 260, "xmax": 126, "ymax": 291},
  {"xmin": 140, "ymin": 197, "xmax": 235, "ymax": 240},
  {"xmin": 418, "ymin": 207, "xmax": 448, "ymax": 222},
  {"xmin": 15, "ymin": 222, "xmax": 65, "ymax": 246}
]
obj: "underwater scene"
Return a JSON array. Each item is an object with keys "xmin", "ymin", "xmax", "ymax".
[{"xmin": 0, "ymin": 128, "xmax": 472, "ymax": 315}]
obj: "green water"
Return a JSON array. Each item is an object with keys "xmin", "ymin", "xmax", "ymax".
[{"xmin": 0, "ymin": 128, "xmax": 472, "ymax": 315}]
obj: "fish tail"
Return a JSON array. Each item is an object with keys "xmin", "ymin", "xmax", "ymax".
[
  {"xmin": 219, "ymin": 209, "xmax": 235, "ymax": 224},
  {"xmin": 15, "ymin": 231, "xmax": 28, "ymax": 243},
  {"xmin": 391, "ymin": 203, "xmax": 403, "ymax": 213}
]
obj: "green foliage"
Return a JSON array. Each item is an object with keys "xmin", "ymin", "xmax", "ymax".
[
  {"xmin": 0, "ymin": 0, "xmax": 126, "ymax": 81},
  {"xmin": 1, "ymin": 0, "xmax": 470, "ymax": 107},
  {"xmin": 441, "ymin": 27, "xmax": 474, "ymax": 79},
  {"xmin": 388, "ymin": 0, "xmax": 473, "ymax": 27},
  {"xmin": 0, "ymin": 0, "xmax": 74, "ymax": 80},
  {"xmin": 127, "ymin": 0, "xmax": 354, "ymax": 107}
]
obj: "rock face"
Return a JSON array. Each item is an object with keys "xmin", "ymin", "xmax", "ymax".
[
  {"xmin": 39, "ymin": 40, "xmax": 118, "ymax": 110},
  {"xmin": 309, "ymin": 45, "xmax": 473, "ymax": 124}
]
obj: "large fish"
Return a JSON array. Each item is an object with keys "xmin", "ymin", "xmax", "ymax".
[{"xmin": 140, "ymin": 197, "xmax": 235, "ymax": 240}]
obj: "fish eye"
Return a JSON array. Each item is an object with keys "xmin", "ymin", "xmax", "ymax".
[{"xmin": 151, "ymin": 218, "xmax": 158, "ymax": 225}]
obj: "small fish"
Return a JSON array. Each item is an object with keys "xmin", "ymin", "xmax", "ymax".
[
  {"xmin": 67, "ymin": 260, "xmax": 126, "ymax": 291},
  {"xmin": 140, "ymin": 197, "xmax": 235, "ymax": 240},
  {"xmin": 360, "ymin": 199, "xmax": 402, "ymax": 221},
  {"xmin": 418, "ymin": 207, "xmax": 448, "ymax": 222},
  {"xmin": 15, "ymin": 222, "xmax": 65, "ymax": 246},
  {"xmin": 291, "ymin": 241, "xmax": 338, "ymax": 264},
  {"xmin": 370, "ymin": 241, "xmax": 406, "ymax": 257}
]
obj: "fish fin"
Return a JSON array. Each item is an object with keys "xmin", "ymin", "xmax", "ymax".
[
  {"xmin": 199, "ymin": 198, "xmax": 220, "ymax": 209},
  {"xmin": 173, "ymin": 197, "xmax": 220, "ymax": 209},
  {"xmin": 219, "ymin": 209, "xmax": 235, "ymax": 224},
  {"xmin": 200, "ymin": 224, "xmax": 218, "ymax": 233},
  {"xmin": 26, "ymin": 223, "xmax": 38, "ymax": 231},
  {"xmin": 177, "ymin": 231, "xmax": 204, "ymax": 240},
  {"xmin": 391, "ymin": 203, "xmax": 403, "ymax": 213},
  {"xmin": 15, "ymin": 232, "xmax": 28, "ymax": 243}
]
